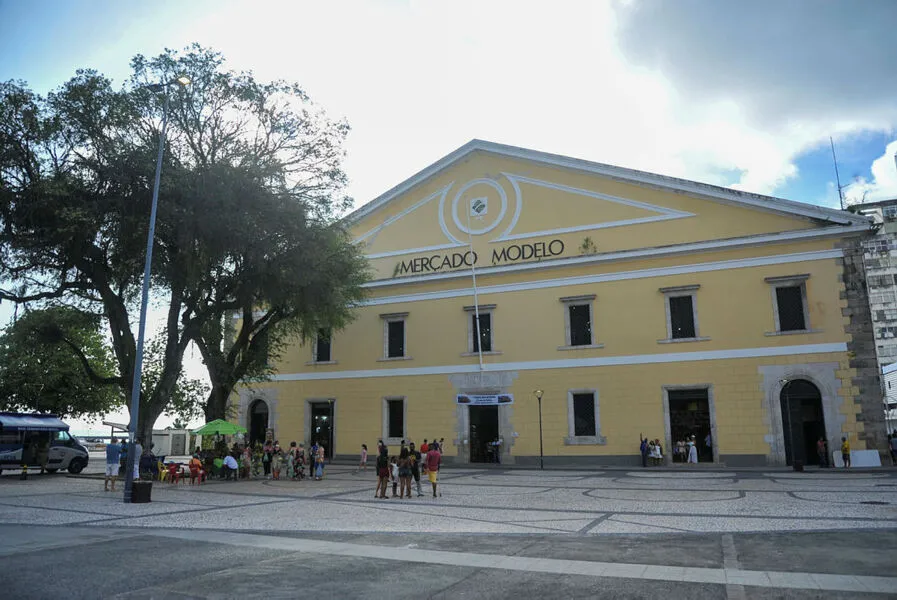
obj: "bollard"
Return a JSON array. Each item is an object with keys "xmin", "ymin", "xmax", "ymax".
[{"xmin": 20, "ymin": 464, "xmax": 27, "ymax": 480}]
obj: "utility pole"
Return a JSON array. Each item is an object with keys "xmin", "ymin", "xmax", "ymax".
[{"xmin": 830, "ymin": 137, "xmax": 845, "ymax": 210}]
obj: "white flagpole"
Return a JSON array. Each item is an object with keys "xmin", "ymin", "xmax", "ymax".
[{"xmin": 466, "ymin": 201, "xmax": 484, "ymax": 373}]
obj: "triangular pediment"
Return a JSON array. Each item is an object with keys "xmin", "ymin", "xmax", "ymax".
[{"xmin": 348, "ymin": 140, "xmax": 869, "ymax": 280}]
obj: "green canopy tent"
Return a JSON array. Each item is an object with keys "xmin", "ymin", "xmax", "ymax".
[{"xmin": 192, "ymin": 419, "xmax": 247, "ymax": 436}]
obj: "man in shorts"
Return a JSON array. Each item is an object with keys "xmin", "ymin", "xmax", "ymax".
[
  {"xmin": 409, "ymin": 442, "xmax": 423, "ymax": 497},
  {"xmin": 425, "ymin": 441, "xmax": 441, "ymax": 497},
  {"xmin": 105, "ymin": 437, "xmax": 121, "ymax": 492}
]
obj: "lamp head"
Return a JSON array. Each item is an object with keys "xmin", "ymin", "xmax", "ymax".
[
  {"xmin": 533, "ymin": 389, "xmax": 544, "ymax": 400},
  {"xmin": 175, "ymin": 75, "xmax": 191, "ymax": 86}
]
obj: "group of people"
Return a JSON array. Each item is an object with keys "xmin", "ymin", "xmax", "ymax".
[
  {"xmin": 640, "ymin": 433, "xmax": 706, "ymax": 466},
  {"xmin": 212, "ymin": 439, "xmax": 329, "ymax": 481},
  {"xmin": 365, "ymin": 438, "xmax": 443, "ymax": 499}
]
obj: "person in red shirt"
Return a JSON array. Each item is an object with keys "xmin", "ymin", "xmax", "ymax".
[
  {"xmin": 420, "ymin": 439, "xmax": 428, "ymax": 454},
  {"xmin": 425, "ymin": 442, "xmax": 442, "ymax": 497}
]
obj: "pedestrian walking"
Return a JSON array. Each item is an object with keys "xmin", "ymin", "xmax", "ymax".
[
  {"xmin": 841, "ymin": 436, "xmax": 851, "ymax": 468},
  {"xmin": 356, "ymin": 444, "xmax": 368, "ymax": 474},
  {"xmin": 426, "ymin": 442, "xmax": 442, "ymax": 497},
  {"xmin": 104, "ymin": 437, "xmax": 120, "ymax": 492}
]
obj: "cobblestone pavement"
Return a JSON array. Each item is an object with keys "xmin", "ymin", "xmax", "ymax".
[
  {"xmin": 2, "ymin": 465, "xmax": 895, "ymax": 535},
  {"xmin": 1, "ymin": 466, "xmax": 896, "ymax": 598}
]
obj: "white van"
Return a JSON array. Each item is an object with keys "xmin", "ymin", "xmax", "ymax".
[{"xmin": 0, "ymin": 413, "xmax": 90, "ymax": 474}]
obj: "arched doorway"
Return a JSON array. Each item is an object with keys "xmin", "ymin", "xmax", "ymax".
[
  {"xmin": 248, "ymin": 400, "xmax": 269, "ymax": 447},
  {"xmin": 780, "ymin": 380, "xmax": 826, "ymax": 466}
]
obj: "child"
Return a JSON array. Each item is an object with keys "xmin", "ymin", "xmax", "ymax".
[
  {"xmin": 271, "ymin": 447, "xmax": 283, "ymax": 480},
  {"xmin": 356, "ymin": 444, "xmax": 368, "ymax": 474},
  {"xmin": 841, "ymin": 436, "xmax": 851, "ymax": 468},
  {"xmin": 390, "ymin": 456, "xmax": 399, "ymax": 497}
]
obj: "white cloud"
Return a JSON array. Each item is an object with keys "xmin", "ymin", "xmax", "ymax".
[{"xmin": 843, "ymin": 140, "xmax": 897, "ymax": 205}]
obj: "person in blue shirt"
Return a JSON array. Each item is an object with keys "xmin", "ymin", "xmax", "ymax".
[{"xmin": 105, "ymin": 437, "xmax": 121, "ymax": 492}]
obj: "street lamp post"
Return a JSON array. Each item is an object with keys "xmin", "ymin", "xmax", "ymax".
[
  {"xmin": 123, "ymin": 76, "xmax": 190, "ymax": 504},
  {"xmin": 780, "ymin": 379, "xmax": 802, "ymax": 472},
  {"xmin": 533, "ymin": 389, "xmax": 544, "ymax": 470}
]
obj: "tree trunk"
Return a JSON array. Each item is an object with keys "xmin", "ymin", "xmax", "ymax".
[{"xmin": 204, "ymin": 385, "xmax": 231, "ymax": 422}]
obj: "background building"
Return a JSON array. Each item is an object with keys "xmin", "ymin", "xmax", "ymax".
[{"xmin": 236, "ymin": 141, "xmax": 886, "ymax": 466}]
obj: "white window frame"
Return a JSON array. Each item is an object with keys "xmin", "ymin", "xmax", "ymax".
[
  {"xmin": 658, "ymin": 284, "xmax": 710, "ymax": 344},
  {"xmin": 308, "ymin": 328, "xmax": 336, "ymax": 365},
  {"xmin": 565, "ymin": 389, "xmax": 606, "ymax": 445},
  {"xmin": 382, "ymin": 396, "xmax": 406, "ymax": 445},
  {"xmin": 559, "ymin": 294, "xmax": 604, "ymax": 350},
  {"xmin": 765, "ymin": 274, "xmax": 820, "ymax": 336},
  {"xmin": 463, "ymin": 304, "xmax": 500, "ymax": 356},
  {"xmin": 380, "ymin": 312, "xmax": 411, "ymax": 361}
]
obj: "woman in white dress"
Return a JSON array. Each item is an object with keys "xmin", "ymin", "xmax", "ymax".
[{"xmin": 687, "ymin": 438, "xmax": 698, "ymax": 464}]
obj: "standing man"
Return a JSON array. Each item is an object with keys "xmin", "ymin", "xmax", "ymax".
[
  {"xmin": 425, "ymin": 441, "xmax": 441, "ymax": 498},
  {"xmin": 105, "ymin": 437, "xmax": 120, "ymax": 492},
  {"xmin": 119, "ymin": 438, "xmax": 128, "ymax": 476},
  {"xmin": 840, "ymin": 436, "xmax": 851, "ymax": 468},
  {"xmin": 133, "ymin": 438, "xmax": 143, "ymax": 480},
  {"xmin": 639, "ymin": 434, "xmax": 648, "ymax": 468},
  {"xmin": 409, "ymin": 442, "xmax": 423, "ymax": 497}
]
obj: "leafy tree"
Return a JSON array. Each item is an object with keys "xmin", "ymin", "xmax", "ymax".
[
  {"xmin": 0, "ymin": 45, "xmax": 368, "ymax": 440},
  {"xmin": 0, "ymin": 307, "xmax": 122, "ymax": 418}
]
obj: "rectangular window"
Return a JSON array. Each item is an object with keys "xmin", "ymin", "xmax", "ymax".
[
  {"xmin": 315, "ymin": 328, "xmax": 331, "ymax": 363},
  {"xmin": 668, "ymin": 295, "xmax": 696, "ymax": 339},
  {"xmin": 386, "ymin": 399, "xmax": 404, "ymax": 439},
  {"xmin": 388, "ymin": 321, "xmax": 405, "ymax": 358},
  {"xmin": 775, "ymin": 285, "xmax": 806, "ymax": 331},
  {"xmin": 568, "ymin": 304, "xmax": 592, "ymax": 346},
  {"xmin": 572, "ymin": 393, "xmax": 596, "ymax": 437},
  {"xmin": 472, "ymin": 313, "xmax": 492, "ymax": 353},
  {"xmin": 380, "ymin": 312, "xmax": 409, "ymax": 360}
]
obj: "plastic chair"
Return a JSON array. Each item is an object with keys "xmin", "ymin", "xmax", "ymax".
[
  {"xmin": 157, "ymin": 461, "xmax": 168, "ymax": 482},
  {"xmin": 167, "ymin": 463, "xmax": 184, "ymax": 484}
]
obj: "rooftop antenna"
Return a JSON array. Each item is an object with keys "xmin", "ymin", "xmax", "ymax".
[{"xmin": 830, "ymin": 136, "xmax": 845, "ymax": 210}]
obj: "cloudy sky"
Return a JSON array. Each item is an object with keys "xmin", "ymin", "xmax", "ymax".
[{"xmin": 1, "ymin": 0, "xmax": 896, "ymax": 430}]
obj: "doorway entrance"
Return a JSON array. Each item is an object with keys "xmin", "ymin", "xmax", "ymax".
[
  {"xmin": 248, "ymin": 400, "xmax": 268, "ymax": 447},
  {"xmin": 780, "ymin": 379, "xmax": 825, "ymax": 466},
  {"xmin": 310, "ymin": 402, "xmax": 334, "ymax": 458},
  {"xmin": 469, "ymin": 405, "xmax": 499, "ymax": 463},
  {"xmin": 668, "ymin": 388, "xmax": 713, "ymax": 462}
]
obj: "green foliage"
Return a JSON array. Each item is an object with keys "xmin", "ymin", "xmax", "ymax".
[
  {"xmin": 0, "ymin": 307, "xmax": 122, "ymax": 418},
  {"xmin": 0, "ymin": 45, "xmax": 369, "ymax": 433}
]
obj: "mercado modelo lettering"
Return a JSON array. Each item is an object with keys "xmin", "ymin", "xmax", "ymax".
[{"xmin": 393, "ymin": 239, "xmax": 565, "ymax": 276}]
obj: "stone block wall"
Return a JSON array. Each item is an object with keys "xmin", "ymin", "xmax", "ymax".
[{"xmin": 837, "ymin": 237, "xmax": 888, "ymax": 457}]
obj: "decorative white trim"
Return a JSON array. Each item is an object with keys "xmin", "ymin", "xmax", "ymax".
[
  {"xmin": 345, "ymin": 139, "xmax": 869, "ymax": 228},
  {"xmin": 363, "ymin": 250, "xmax": 843, "ymax": 308},
  {"xmin": 764, "ymin": 329, "xmax": 823, "ymax": 337},
  {"xmin": 381, "ymin": 314, "xmax": 407, "ymax": 359},
  {"xmin": 557, "ymin": 344, "xmax": 605, "ymax": 351},
  {"xmin": 493, "ymin": 174, "xmax": 694, "ymax": 242},
  {"xmin": 270, "ymin": 342, "xmax": 848, "ymax": 381},
  {"xmin": 364, "ymin": 227, "xmax": 861, "ymax": 288},
  {"xmin": 367, "ymin": 243, "xmax": 466, "ymax": 260},
  {"xmin": 657, "ymin": 337, "xmax": 711, "ymax": 344},
  {"xmin": 451, "ymin": 178, "xmax": 508, "ymax": 236},
  {"xmin": 355, "ymin": 183, "xmax": 454, "ymax": 244}
]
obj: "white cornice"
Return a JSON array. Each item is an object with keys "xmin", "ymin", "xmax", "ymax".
[
  {"xmin": 363, "ymin": 224, "xmax": 867, "ymax": 289},
  {"xmin": 346, "ymin": 139, "xmax": 872, "ymax": 228},
  {"xmin": 271, "ymin": 342, "xmax": 848, "ymax": 381},
  {"xmin": 362, "ymin": 249, "xmax": 842, "ymax": 307}
]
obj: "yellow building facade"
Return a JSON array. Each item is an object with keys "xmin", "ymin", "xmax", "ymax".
[{"xmin": 236, "ymin": 140, "xmax": 875, "ymax": 467}]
